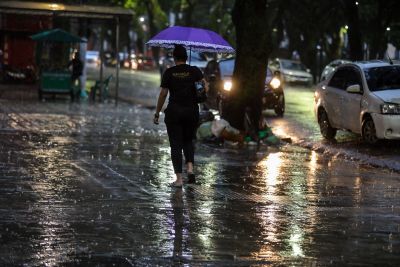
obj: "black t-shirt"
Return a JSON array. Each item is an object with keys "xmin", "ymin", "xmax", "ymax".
[
  {"xmin": 69, "ymin": 58, "xmax": 83, "ymax": 78},
  {"xmin": 161, "ymin": 64, "xmax": 203, "ymax": 107}
]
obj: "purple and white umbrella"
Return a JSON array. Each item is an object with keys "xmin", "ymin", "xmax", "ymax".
[{"xmin": 146, "ymin": 26, "xmax": 235, "ymax": 53}]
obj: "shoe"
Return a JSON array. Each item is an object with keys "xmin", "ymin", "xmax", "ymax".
[{"xmin": 187, "ymin": 173, "xmax": 196, "ymax": 184}]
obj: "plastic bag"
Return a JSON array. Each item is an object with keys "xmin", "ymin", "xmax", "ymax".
[{"xmin": 211, "ymin": 119, "xmax": 230, "ymax": 137}]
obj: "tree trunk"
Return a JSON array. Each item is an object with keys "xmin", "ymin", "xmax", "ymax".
[
  {"xmin": 226, "ymin": 0, "xmax": 276, "ymax": 133},
  {"xmin": 184, "ymin": 0, "xmax": 196, "ymax": 26},
  {"xmin": 342, "ymin": 0, "xmax": 363, "ymax": 60},
  {"xmin": 368, "ymin": 2, "xmax": 393, "ymax": 60},
  {"xmin": 145, "ymin": 0, "xmax": 160, "ymax": 65}
]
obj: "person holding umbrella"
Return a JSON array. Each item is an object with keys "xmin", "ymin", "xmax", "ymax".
[
  {"xmin": 153, "ymin": 45, "xmax": 204, "ymax": 187},
  {"xmin": 148, "ymin": 26, "xmax": 234, "ymax": 187}
]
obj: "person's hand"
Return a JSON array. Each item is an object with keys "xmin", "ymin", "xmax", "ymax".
[{"xmin": 153, "ymin": 113, "xmax": 159, "ymax": 125}]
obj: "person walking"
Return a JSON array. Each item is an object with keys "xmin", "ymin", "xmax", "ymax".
[{"xmin": 153, "ymin": 45, "xmax": 204, "ymax": 187}]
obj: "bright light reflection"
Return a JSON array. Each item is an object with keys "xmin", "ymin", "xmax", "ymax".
[
  {"xmin": 289, "ymin": 225, "xmax": 304, "ymax": 257},
  {"xmin": 307, "ymin": 151, "xmax": 318, "ymax": 192},
  {"xmin": 261, "ymin": 152, "xmax": 282, "ymax": 194},
  {"xmin": 353, "ymin": 176, "xmax": 362, "ymax": 204},
  {"xmin": 49, "ymin": 3, "xmax": 61, "ymax": 10}
]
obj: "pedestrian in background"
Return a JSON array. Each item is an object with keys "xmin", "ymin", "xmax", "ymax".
[
  {"xmin": 0, "ymin": 49, "xmax": 3, "ymax": 81},
  {"xmin": 153, "ymin": 45, "xmax": 204, "ymax": 187},
  {"xmin": 68, "ymin": 51, "xmax": 83, "ymax": 100}
]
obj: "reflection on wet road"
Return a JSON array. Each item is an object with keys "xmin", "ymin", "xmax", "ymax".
[{"xmin": 0, "ymin": 100, "xmax": 399, "ymax": 266}]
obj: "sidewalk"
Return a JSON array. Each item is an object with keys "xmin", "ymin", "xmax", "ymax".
[
  {"xmin": 0, "ymin": 69, "xmax": 161, "ymax": 108},
  {"xmin": 0, "ymin": 83, "xmax": 38, "ymax": 101},
  {"xmin": 1, "ymin": 98, "xmax": 399, "ymax": 266}
]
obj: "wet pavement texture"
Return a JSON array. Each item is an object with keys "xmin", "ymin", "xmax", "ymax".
[
  {"xmin": 87, "ymin": 68, "xmax": 161, "ymax": 108},
  {"xmin": 1, "ymin": 99, "xmax": 400, "ymax": 266}
]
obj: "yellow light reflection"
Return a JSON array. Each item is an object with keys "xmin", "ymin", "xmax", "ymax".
[
  {"xmin": 261, "ymin": 152, "xmax": 282, "ymax": 194},
  {"xmin": 307, "ymin": 150, "xmax": 318, "ymax": 192},
  {"xmin": 48, "ymin": 4, "xmax": 62, "ymax": 10},
  {"xmin": 255, "ymin": 152, "xmax": 283, "ymax": 259}
]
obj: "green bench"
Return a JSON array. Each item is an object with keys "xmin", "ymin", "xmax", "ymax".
[{"xmin": 89, "ymin": 75, "xmax": 113, "ymax": 102}]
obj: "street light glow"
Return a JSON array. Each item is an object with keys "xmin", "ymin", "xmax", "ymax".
[
  {"xmin": 355, "ymin": 1, "xmax": 359, "ymax": 5},
  {"xmin": 139, "ymin": 16, "xmax": 145, "ymax": 23},
  {"xmin": 386, "ymin": 27, "xmax": 391, "ymax": 31},
  {"xmin": 345, "ymin": 25, "xmax": 349, "ymax": 30},
  {"xmin": 48, "ymin": 3, "xmax": 61, "ymax": 10}
]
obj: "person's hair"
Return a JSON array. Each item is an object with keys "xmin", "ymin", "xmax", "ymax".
[{"xmin": 173, "ymin": 45, "xmax": 187, "ymax": 62}]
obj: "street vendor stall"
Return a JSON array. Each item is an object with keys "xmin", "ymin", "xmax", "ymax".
[{"xmin": 30, "ymin": 28, "xmax": 86, "ymax": 100}]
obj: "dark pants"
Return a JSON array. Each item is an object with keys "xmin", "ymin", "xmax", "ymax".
[
  {"xmin": 165, "ymin": 104, "xmax": 199, "ymax": 174},
  {"xmin": 71, "ymin": 76, "xmax": 81, "ymax": 101}
]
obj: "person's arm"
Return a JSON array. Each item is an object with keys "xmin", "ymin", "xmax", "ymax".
[{"xmin": 153, "ymin": 87, "xmax": 168, "ymax": 125}]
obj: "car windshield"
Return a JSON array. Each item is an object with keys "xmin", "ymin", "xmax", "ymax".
[
  {"xmin": 281, "ymin": 60, "xmax": 307, "ymax": 71},
  {"xmin": 189, "ymin": 51, "xmax": 207, "ymax": 61},
  {"xmin": 364, "ymin": 66, "xmax": 400, "ymax": 91},
  {"xmin": 86, "ymin": 51, "xmax": 99, "ymax": 58},
  {"xmin": 219, "ymin": 59, "xmax": 235, "ymax": 77}
]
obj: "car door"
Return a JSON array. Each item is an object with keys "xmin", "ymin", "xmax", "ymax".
[
  {"xmin": 325, "ymin": 67, "xmax": 348, "ymax": 128},
  {"xmin": 341, "ymin": 67, "xmax": 363, "ymax": 133}
]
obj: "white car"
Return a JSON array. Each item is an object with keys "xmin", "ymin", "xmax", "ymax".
[
  {"xmin": 314, "ymin": 61, "xmax": 400, "ymax": 144},
  {"xmin": 85, "ymin": 50, "xmax": 100, "ymax": 69},
  {"xmin": 269, "ymin": 58, "xmax": 313, "ymax": 86},
  {"xmin": 320, "ymin": 59, "xmax": 351, "ymax": 82}
]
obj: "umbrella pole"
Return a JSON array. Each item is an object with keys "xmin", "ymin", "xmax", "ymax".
[
  {"xmin": 115, "ymin": 16, "xmax": 120, "ymax": 107},
  {"xmin": 189, "ymin": 47, "xmax": 191, "ymax": 65}
]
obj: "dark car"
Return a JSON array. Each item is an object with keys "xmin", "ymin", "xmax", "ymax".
[{"xmin": 204, "ymin": 58, "xmax": 285, "ymax": 116}]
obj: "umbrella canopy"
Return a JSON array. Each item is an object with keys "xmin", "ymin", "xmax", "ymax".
[
  {"xmin": 30, "ymin": 28, "xmax": 86, "ymax": 43},
  {"xmin": 146, "ymin": 26, "xmax": 234, "ymax": 53}
]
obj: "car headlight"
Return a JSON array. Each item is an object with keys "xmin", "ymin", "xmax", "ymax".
[
  {"xmin": 381, "ymin": 103, "xmax": 400, "ymax": 114},
  {"xmin": 223, "ymin": 81, "xmax": 232, "ymax": 91},
  {"xmin": 270, "ymin": 77, "xmax": 281, "ymax": 89}
]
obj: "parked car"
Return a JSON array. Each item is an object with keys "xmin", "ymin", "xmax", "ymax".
[
  {"xmin": 159, "ymin": 51, "xmax": 209, "ymax": 76},
  {"xmin": 135, "ymin": 55, "xmax": 155, "ymax": 70},
  {"xmin": 269, "ymin": 58, "xmax": 313, "ymax": 86},
  {"xmin": 204, "ymin": 58, "xmax": 285, "ymax": 116},
  {"xmin": 314, "ymin": 60, "xmax": 400, "ymax": 144},
  {"xmin": 320, "ymin": 59, "xmax": 351, "ymax": 82},
  {"xmin": 85, "ymin": 50, "xmax": 100, "ymax": 69},
  {"xmin": 122, "ymin": 53, "xmax": 139, "ymax": 70},
  {"xmin": 104, "ymin": 51, "xmax": 133, "ymax": 68},
  {"xmin": 188, "ymin": 51, "xmax": 209, "ymax": 72}
]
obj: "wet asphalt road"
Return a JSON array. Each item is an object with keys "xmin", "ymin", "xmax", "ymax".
[{"xmin": 1, "ymin": 95, "xmax": 400, "ymax": 266}]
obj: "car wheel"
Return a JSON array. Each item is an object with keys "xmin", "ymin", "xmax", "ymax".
[
  {"xmin": 362, "ymin": 117, "xmax": 378, "ymax": 144},
  {"xmin": 274, "ymin": 95, "xmax": 285, "ymax": 117},
  {"xmin": 318, "ymin": 109, "xmax": 336, "ymax": 140}
]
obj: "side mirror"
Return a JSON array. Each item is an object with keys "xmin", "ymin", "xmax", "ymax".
[{"xmin": 346, "ymin": 84, "xmax": 361, "ymax": 93}]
